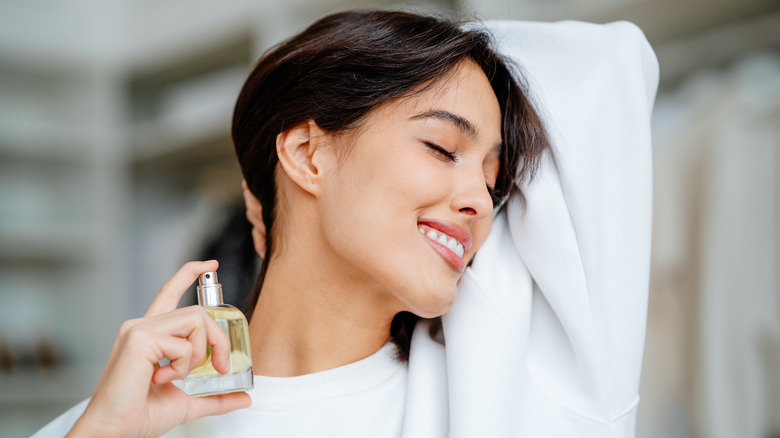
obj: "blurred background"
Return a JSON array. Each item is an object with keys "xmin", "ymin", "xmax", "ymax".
[{"xmin": 0, "ymin": 0, "xmax": 777, "ymax": 436}]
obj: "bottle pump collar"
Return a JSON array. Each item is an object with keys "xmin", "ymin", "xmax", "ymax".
[{"xmin": 197, "ymin": 272, "xmax": 224, "ymax": 307}]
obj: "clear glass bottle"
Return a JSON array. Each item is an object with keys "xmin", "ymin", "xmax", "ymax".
[{"xmin": 177, "ymin": 271, "xmax": 253, "ymax": 396}]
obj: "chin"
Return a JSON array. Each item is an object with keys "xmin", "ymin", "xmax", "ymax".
[{"xmin": 403, "ymin": 284, "xmax": 457, "ymax": 318}]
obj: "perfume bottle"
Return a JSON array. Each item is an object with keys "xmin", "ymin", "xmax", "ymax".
[{"xmin": 178, "ymin": 271, "xmax": 253, "ymax": 396}]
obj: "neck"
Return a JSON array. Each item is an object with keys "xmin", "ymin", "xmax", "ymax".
[{"xmin": 248, "ymin": 245, "xmax": 400, "ymax": 377}]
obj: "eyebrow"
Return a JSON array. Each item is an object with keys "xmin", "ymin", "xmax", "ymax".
[
  {"xmin": 410, "ymin": 109, "xmax": 503, "ymax": 157},
  {"xmin": 409, "ymin": 110, "xmax": 478, "ymax": 141}
]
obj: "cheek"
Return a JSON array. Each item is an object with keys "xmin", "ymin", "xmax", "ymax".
[
  {"xmin": 317, "ymin": 154, "xmax": 413, "ymax": 262},
  {"xmin": 346, "ymin": 150, "xmax": 445, "ymax": 214},
  {"xmin": 466, "ymin": 218, "xmax": 493, "ymax": 263}
]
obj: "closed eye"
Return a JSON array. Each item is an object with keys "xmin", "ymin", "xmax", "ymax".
[{"xmin": 423, "ymin": 141, "xmax": 457, "ymax": 162}]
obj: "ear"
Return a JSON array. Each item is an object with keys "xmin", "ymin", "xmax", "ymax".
[{"xmin": 275, "ymin": 120, "xmax": 332, "ymax": 197}]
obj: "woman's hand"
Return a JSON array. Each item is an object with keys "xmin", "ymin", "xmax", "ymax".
[
  {"xmin": 242, "ymin": 180, "xmax": 266, "ymax": 259},
  {"xmin": 68, "ymin": 260, "xmax": 251, "ymax": 438}
]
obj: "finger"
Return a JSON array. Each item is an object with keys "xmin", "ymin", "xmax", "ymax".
[
  {"xmin": 202, "ymin": 313, "xmax": 231, "ymax": 374},
  {"xmin": 150, "ymin": 336, "xmax": 194, "ymax": 384},
  {"xmin": 185, "ymin": 392, "xmax": 252, "ymax": 421},
  {"xmin": 146, "ymin": 260, "xmax": 218, "ymax": 317},
  {"xmin": 139, "ymin": 306, "xmax": 222, "ymax": 373},
  {"xmin": 146, "ymin": 306, "xmax": 231, "ymax": 374},
  {"xmin": 181, "ymin": 308, "xmax": 208, "ymax": 372}
]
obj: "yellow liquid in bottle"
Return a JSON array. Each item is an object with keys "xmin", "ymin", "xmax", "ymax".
[{"xmin": 181, "ymin": 304, "xmax": 253, "ymax": 395}]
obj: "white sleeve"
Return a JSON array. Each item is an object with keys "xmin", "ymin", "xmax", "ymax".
[
  {"xmin": 501, "ymin": 18, "xmax": 658, "ymax": 430},
  {"xmin": 441, "ymin": 20, "xmax": 658, "ymax": 437},
  {"xmin": 29, "ymin": 399, "xmax": 89, "ymax": 438}
]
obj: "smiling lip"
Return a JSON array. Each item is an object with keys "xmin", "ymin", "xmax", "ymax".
[{"xmin": 418, "ymin": 219, "xmax": 472, "ymax": 273}]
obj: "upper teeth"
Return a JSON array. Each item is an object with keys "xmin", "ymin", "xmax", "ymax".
[{"xmin": 419, "ymin": 226, "xmax": 465, "ymax": 257}]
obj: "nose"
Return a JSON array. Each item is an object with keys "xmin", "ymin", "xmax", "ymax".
[{"xmin": 450, "ymin": 167, "xmax": 494, "ymax": 221}]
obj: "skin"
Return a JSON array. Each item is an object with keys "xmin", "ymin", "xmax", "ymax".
[
  {"xmin": 68, "ymin": 261, "xmax": 251, "ymax": 437},
  {"xmin": 68, "ymin": 59, "xmax": 502, "ymax": 436},
  {"xmin": 248, "ymin": 60, "xmax": 502, "ymax": 376}
]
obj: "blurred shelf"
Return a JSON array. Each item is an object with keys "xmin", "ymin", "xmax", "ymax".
[
  {"xmin": 0, "ymin": 228, "xmax": 95, "ymax": 265},
  {"xmin": 0, "ymin": 18, "xmax": 111, "ymax": 433},
  {"xmin": 130, "ymin": 99, "xmax": 233, "ymax": 165},
  {"xmin": 127, "ymin": 33, "xmax": 251, "ymax": 89},
  {"xmin": 0, "ymin": 44, "xmax": 95, "ymax": 76},
  {"xmin": 0, "ymin": 366, "xmax": 95, "ymax": 405},
  {"xmin": 0, "ymin": 120, "xmax": 94, "ymax": 162},
  {"xmin": 132, "ymin": 128, "xmax": 235, "ymax": 173},
  {"xmin": 655, "ymin": 11, "xmax": 780, "ymax": 88},
  {"xmin": 126, "ymin": 35, "xmax": 250, "ymax": 128},
  {"xmin": 128, "ymin": 49, "xmax": 248, "ymax": 169},
  {"xmin": 121, "ymin": 11, "xmax": 254, "ymax": 75}
]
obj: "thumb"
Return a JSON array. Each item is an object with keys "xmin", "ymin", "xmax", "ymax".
[{"xmin": 185, "ymin": 392, "xmax": 252, "ymax": 421}]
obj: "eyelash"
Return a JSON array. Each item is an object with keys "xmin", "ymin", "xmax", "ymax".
[
  {"xmin": 424, "ymin": 141, "xmax": 503, "ymax": 207},
  {"xmin": 424, "ymin": 141, "xmax": 458, "ymax": 162}
]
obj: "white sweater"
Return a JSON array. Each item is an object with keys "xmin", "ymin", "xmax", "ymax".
[{"xmin": 32, "ymin": 19, "xmax": 658, "ymax": 438}]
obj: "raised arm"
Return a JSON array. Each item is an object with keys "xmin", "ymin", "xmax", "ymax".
[{"xmin": 442, "ymin": 20, "xmax": 658, "ymax": 437}]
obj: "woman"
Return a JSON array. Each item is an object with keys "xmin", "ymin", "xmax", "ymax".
[{"xmin": 35, "ymin": 10, "xmax": 658, "ymax": 438}]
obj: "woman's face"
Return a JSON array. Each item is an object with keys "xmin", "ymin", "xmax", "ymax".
[{"xmin": 317, "ymin": 60, "xmax": 502, "ymax": 318}]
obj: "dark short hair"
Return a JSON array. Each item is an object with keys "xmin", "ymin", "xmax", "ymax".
[{"xmin": 232, "ymin": 9, "xmax": 549, "ymax": 360}]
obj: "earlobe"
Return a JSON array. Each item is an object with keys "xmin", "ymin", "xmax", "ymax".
[{"xmin": 276, "ymin": 120, "xmax": 330, "ymax": 196}]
